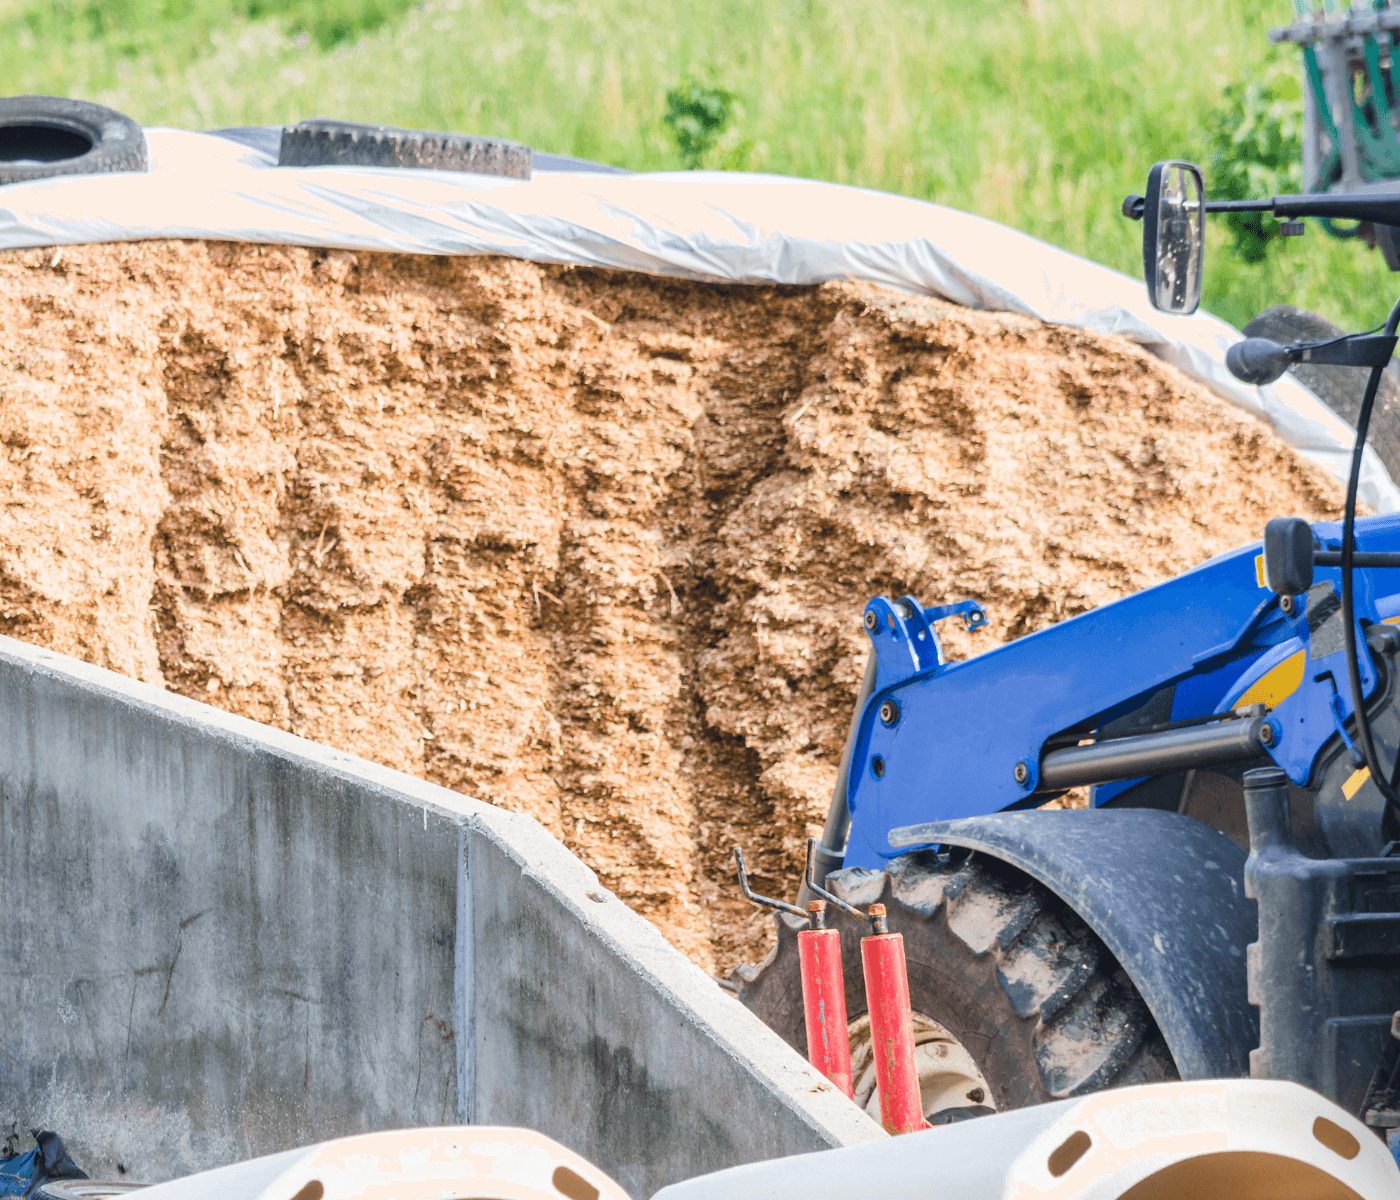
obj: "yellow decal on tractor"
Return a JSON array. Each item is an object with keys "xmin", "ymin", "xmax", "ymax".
[
  {"xmin": 1343, "ymin": 766, "xmax": 1371, "ymax": 802},
  {"xmin": 1235, "ymin": 651, "xmax": 1305, "ymax": 711}
]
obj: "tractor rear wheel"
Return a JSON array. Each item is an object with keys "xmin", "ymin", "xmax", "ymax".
[{"xmin": 734, "ymin": 851, "xmax": 1176, "ymax": 1122}]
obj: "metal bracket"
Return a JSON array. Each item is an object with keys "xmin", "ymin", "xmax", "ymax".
[
  {"xmin": 1291, "ymin": 333, "xmax": 1398, "ymax": 369},
  {"xmin": 862, "ymin": 595, "xmax": 987, "ymax": 692},
  {"xmin": 922, "ymin": 599, "xmax": 989, "ymax": 632},
  {"xmin": 802, "ymin": 837, "xmax": 861, "ymax": 918},
  {"xmin": 863, "ymin": 595, "xmax": 941, "ymax": 691},
  {"xmin": 1326, "ymin": 680, "xmax": 1367, "ymax": 768}
]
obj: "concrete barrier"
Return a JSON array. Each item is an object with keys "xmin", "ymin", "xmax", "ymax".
[{"xmin": 0, "ymin": 638, "xmax": 880, "ymax": 1196}]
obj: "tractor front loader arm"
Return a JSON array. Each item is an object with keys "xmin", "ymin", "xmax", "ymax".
[{"xmin": 841, "ymin": 513, "xmax": 1400, "ymax": 871}]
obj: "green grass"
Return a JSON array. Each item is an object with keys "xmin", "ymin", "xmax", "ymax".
[{"xmin": 1, "ymin": 0, "xmax": 1389, "ymax": 329}]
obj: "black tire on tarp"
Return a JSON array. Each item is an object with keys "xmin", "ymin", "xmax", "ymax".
[
  {"xmin": 1243, "ymin": 305, "xmax": 1400, "ymax": 485},
  {"xmin": 734, "ymin": 852, "xmax": 1176, "ymax": 1119},
  {"xmin": 0, "ymin": 96, "xmax": 147, "ymax": 186},
  {"xmin": 278, "ymin": 118, "xmax": 532, "ymax": 179}
]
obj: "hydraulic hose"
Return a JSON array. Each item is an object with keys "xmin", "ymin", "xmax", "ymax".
[{"xmin": 1340, "ymin": 296, "xmax": 1400, "ymax": 844}]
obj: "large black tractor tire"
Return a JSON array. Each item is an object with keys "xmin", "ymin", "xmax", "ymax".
[
  {"xmin": 735, "ymin": 852, "xmax": 1176, "ymax": 1122},
  {"xmin": 1243, "ymin": 305, "xmax": 1400, "ymax": 485},
  {"xmin": 0, "ymin": 96, "xmax": 147, "ymax": 186},
  {"xmin": 278, "ymin": 119, "xmax": 532, "ymax": 179}
]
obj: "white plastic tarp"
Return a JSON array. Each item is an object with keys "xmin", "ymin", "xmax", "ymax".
[{"xmin": 1, "ymin": 127, "xmax": 1393, "ymax": 510}]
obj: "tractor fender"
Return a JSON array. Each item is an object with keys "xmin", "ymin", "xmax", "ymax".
[{"xmin": 889, "ymin": 809, "xmax": 1256, "ymax": 1081}]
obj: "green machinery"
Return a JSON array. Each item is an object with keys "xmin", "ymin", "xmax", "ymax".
[{"xmin": 1274, "ymin": 1, "xmax": 1400, "ymax": 265}]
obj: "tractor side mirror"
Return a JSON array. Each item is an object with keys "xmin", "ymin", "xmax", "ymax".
[{"xmin": 1143, "ymin": 161, "xmax": 1205, "ymax": 315}]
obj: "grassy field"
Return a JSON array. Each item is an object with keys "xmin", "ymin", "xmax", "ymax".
[{"xmin": 2, "ymin": 0, "xmax": 1390, "ymax": 329}]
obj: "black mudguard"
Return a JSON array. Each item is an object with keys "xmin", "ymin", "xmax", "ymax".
[{"xmin": 890, "ymin": 809, "xmax": 1257, "ymax": 1081}]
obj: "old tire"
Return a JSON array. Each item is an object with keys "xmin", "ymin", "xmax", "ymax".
[
  {"xmin": 734, "ymin": 852, "xmax": 1176, "ymax": 1121},
  {"xmin": 1243, "ymin": 305, "xmax": 1400, "ymax": 484},
  {"xmin": 278, "ymin": 119, "xmax": 532, "ymax": 179},
  {"xmin": 0, "ymin": 96, "xmax": 147, "ymax": 186}
]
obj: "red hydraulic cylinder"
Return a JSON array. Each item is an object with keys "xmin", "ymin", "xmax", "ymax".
[
  {"xmin": 860, "ymin": 903, "xmax": 928, "ymax": 1135},
  {"xmin": 796, "ymin": 900, "xmax": 854, "ymax": 1098}
]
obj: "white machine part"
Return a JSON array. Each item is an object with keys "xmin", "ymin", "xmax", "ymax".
[
  {"xmin": 650, "ymin": 1079, "xmax": 1400, "ymax": 1200},
  {"xmin": 129, "ymin": 1126, "xmax": 629, "ymax": 1200}
]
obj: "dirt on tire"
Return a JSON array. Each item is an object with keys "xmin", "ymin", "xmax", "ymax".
[{"xmin": 0, "ymin": 240, "xmax": 1339, "ymax": 973}]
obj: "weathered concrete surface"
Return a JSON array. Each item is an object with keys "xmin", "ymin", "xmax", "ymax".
[{"xmin": 0, "ymin": 638, "xmax": 880, "ymax": 1195}]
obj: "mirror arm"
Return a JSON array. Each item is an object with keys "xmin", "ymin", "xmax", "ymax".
[
  {"xmin": 1123, "ymin": 194, "xmax": 1271, "ymax": 221},
  {"xmin": 1203, "ymin": 198, "xmax": 1274, "ymax": 214},
  {"xmin": 1267, "ymin": 192, "xmax": 1400, "ymax": 226},
  {"xmin": 1200, "ymin": 194, "xmax": 1400, "ymax": 223},
  {"xmin": 1127, "ymin": 179, "xmax": 1400, "ymax": 229},
  {"xmin": 1294, "ymin": 333, "xmax": 1398, "ymax": 369}
]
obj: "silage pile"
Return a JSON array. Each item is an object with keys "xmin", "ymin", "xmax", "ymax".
[{"xmin": 0, "ymin": 241, "xmax": 1338, "ymax": 972}]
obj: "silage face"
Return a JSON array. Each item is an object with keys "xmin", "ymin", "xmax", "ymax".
[{"xmin": 0, "ymin": 240, "xmax": 1339, "ymax": 972}]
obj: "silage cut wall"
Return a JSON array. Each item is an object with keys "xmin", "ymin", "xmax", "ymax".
[{"xmin": 0, "ymin": 240, "xmax": 1342, "ymax": 974}]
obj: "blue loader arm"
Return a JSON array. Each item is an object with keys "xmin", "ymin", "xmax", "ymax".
[{"xmin": 842, "ymin": 512, "xmax": 1400, "ymax": 870}]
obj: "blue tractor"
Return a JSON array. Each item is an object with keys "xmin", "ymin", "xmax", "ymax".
[{"xmin": 737, "ymin": 162, "xmax": 1400, "ymax": 1148}]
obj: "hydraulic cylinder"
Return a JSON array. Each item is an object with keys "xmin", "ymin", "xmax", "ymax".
[
  {"xmin": 859, "ymin": 904, "xmax": 927, "ymax": 1135},
  {"xmin": 796, "ymin": 901, "xmax": 854, "ymax": 1098}
]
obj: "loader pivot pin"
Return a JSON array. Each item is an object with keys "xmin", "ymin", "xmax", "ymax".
[
  {"xmin": 734, "ymin": 846, "xmax": 855, "ymax": 1097},
  {"xmin": 860, "ymin": 903, "xmax": 929, "ymax": 1135}
]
